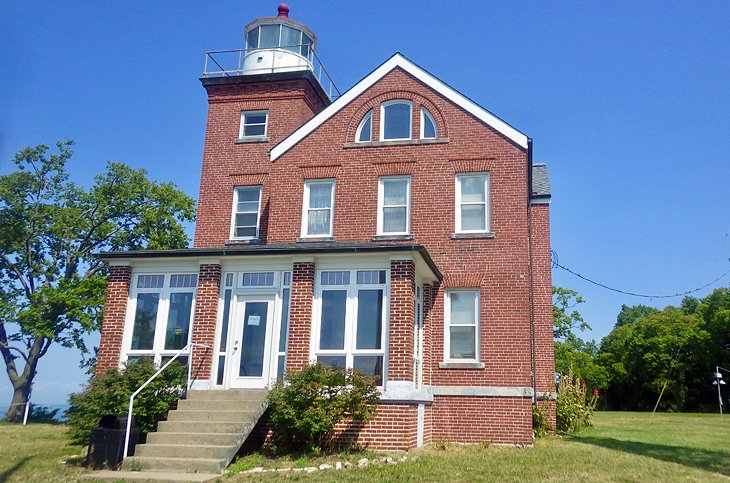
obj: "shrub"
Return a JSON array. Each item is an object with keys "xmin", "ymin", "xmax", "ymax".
[
  {"xmin": 29, "ymin": 405, "xmax": 62, "ymax": 423},
  {"xmin": 66, "ymin": 358, "xmax": 187, "ymax": 445},
  {"xmin": 531, "ymin": 402, "xmax": 552, "ymax": 437},
  {"xmin": 267, "ymin": 363, "xmax": 380, "ymax": 453},
  {"xmin": 556, "ymin": 367, "xmax": 598, "ymax": 433}
]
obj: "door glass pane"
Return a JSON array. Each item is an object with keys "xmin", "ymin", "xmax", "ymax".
[
  {"xmin": 353, "ymin": 356, "xmax": 383, "ymax": 384},
  {"xmin": 383, "ymin": 207, "xmax": 407, "ymax": 233},
  {"xmin": 279, "ymin": 289, "xmax": 290, "ymax": 352},
  {"xmin": 131, "ymin": 293, "xmax": 159, "ymax": 350},
  {"xmin": 259, "ymin": 24, "xmax": 280, "ymax": 48},
  {"xmin": 460, "ymin": 176, "xmax": 486, "ymax": 202},
  {"xmin": 217, "ymin": 355, "xmax": 225, "ymax": 385},
  {"xmin": 383, "ymin": 103, "xmax": 411, "ymax": 139},
  {"xmin": 318, "ymin": 355, "xmax": 346, "ymax": 370},
  {"xmin": 461, "ymin": 205, "xmax": 486, "ymax": 231},
  {"xmin": 450, "ymin": 292, "xmax": 476, "ymax": 325},
  {"xmin": 165, "ymin": 292, "xmax": 193, "ymax": 350},
  {"xmin": 450, "ymin": 326, "xmax": 476, "ymax": 359},
  {"xmin": 239, "ymin": 301, "xmax": 269, "ymax": 377},
  {"xmin": 356, "ymin": 289, "xmax": 383, "ymax": 349},
  {"xmin": 319, "ymin": 290, "xmax": 347, "ymax": 350},
  {"xmin": 277, "ymin": 355, "xmax": 286, "ymax": 380}
]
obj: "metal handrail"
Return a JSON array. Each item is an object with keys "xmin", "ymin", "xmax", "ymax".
[
  {"xmin": 203, "ymin": 46, "xmax": 341, "ymax": 100},
  {"xmin": 122, "ymin": 343, "xmax": 211, "ymax": 459}
]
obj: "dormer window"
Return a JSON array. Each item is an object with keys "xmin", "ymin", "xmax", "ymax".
[
  {"xmin": 380, "ymin": 100, "xmax": 412, "ymax": 140},
  {"xmin": 240, "ymin": 110, "xmax": 268, "ymax": 139},
  {"xmin": 355, "ymin": 110, "xmax": 372, "ymax": 142},
  {"xmin": 420, "ymin": 107, "xmax": 437, "ymax": 139}
]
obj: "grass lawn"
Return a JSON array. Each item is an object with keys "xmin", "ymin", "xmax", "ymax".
[{"xmin": 0, "ymin": 412, "xmax": 728, "ymax": 482}]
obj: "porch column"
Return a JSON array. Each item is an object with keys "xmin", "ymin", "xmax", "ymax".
[
  {"xmin": 96, "ymin": 264, "xmax": 131, "ymax": 376},
  {"xmin": 189, "ymin": 262, "xmax": 221, "ymax": 388},
  {"xmin": 286, "ymin": 260, "xmax": 315, "ymax": 372},
  {"xmin": 388, "ymin": 258, "xmax": 416, "ymax": 382}
]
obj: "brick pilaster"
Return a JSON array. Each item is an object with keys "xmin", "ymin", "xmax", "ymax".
[
  {"xmin": 286, "ymin": 261, "xmax": 315, "ymax": 372},
  {"xmin": 190, "ymin": 264, "xmax": 221, "ymax": 383},
  {"xmin": 96, "ymin": 265, "xmax": 132, "ymax": 376},
  {"xmin": 388, "ymin": 259, "xmax": 416, "ymax": 382}
]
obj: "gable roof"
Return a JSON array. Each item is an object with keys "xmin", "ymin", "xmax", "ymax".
[{"xmin": 269, "ymin": 53, "xmax": 529, "ymax": 160}]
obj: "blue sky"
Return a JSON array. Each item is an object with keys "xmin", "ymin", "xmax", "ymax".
[{"xmin": 1, "ymin": 1, "xmax": 729, "ymax": 406}]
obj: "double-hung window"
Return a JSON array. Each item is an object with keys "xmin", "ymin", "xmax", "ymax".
[
  {"xmin": 380, "ymin": 100, "xmax": 412, "ymax": 140},
  {"xmin": 239, "ymin": 110, "xmax": 268, "ymax": 139},
  {"xmin": 315, "ymin": 270, "xmax": 387, "ymax": 384},
  {"xmin": 231, "ymin": 186, "xmax": 262, "ymax": 240},
  {"xmin": 444, "ymin": 290, "xmax": 479, "ymax": 361},
  {"xmin": 126, "ymin": 273, "xmax": 198, "ymax": 366},
  {"xmin": 301, "ymin": 179, "xmax": 335, "ymax": 237},
  {"xmin": 455, "ymin": 173, "xmax": 490, "ymax": 233},
  {"xmin": 377, "ymin": 176, "xmax": 411, "ymax": 235}
]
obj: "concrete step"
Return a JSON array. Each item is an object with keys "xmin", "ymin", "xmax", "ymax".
[
  {"xmin": 135, "ymin": 443, "xmax": 236, "ymax": 460},
  {"xmin": 166, "ymin": 409, "xmax": 259, "ymax": 422},
  {"xmin": 157, "ymin": 419, "xmax": 254, "ymax": 434},
  {"xmin": 122, "ymin": 456, "xmax": 227, "ymax": 474},
  {"xmin": 80, "ymin": 470, "xmax": 221, "ymax": 482},
  {"xmin": 177, "ymin": 398, "xmax": 264, "ymax": 412},
  {"xmin": 186, "ymin": 390, "xmax": 267, "ymax": 401},
  {"xmin": 146, "ymin": 431, "xmax": 244, "ymax": 446}
]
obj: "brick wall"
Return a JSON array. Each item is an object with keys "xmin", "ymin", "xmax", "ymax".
[
  {"xmin": 388, "ymin": 259, "xmax": 415, "ymax": 382},
  {"xmin": 334, "ymin": 403, "xmax": 419, "ymax": 451},
  {"xmin": 190, "ymin": 264, "xmax": 221, "ymax": 382},
  {"xmin": 285, "ymin": 261, "xmax": 315, "ymax": 372},
  {"xmin": 96, "ymin": 265, "xmax": 131, "ymax": 375}
]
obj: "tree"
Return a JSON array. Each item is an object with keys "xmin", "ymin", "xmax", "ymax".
[
  {"xmin": 614, "ymin": 304, "xmax": 659, "ymax": 328},
  {"xmin": 552, "ymin": 286, "xmax": 590, "ymax": 339},
  {"xmin": 0, "ymin": 141, "xmax": 195, "ymax": 422}
]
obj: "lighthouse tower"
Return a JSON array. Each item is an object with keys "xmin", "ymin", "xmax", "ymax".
[{"xmin": 195, "ymin": 4, "xmax": 336, "ymax": 248}]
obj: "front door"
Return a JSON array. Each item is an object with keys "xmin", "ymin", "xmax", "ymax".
[{"xmin": 228, "ymin": 295, "xmax": 275, "ymax": 389}]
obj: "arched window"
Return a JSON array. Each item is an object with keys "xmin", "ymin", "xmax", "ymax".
[
  {"xmin": 380, "ymin": 100, "xmax": 412, "ymax": 140},
  {"xmin": 355, "ymin": 110, "xmax": 372, "ymax": 142},
  {"xmin": 420, "ymin": 107, "xmax": 437, "ymax": 139}
]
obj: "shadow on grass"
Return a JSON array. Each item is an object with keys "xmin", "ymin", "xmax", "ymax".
[
  {"xmin": 573, "ymin": 436, "xmax": 730, "ymax": 477},
  {"xmin": 0, "ymin": 456, "xmax": 31, "ymax": 482}
]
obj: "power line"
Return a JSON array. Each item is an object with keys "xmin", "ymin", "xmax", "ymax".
[{"xmin": 551, "ymin": 250, "xmax": 730, "ymax": 299}]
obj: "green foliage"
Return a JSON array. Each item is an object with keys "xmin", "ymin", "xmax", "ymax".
[
  {"xmin": 556, "ymin": 368, "xmax": 598, "ymax": 433},
  {"xmin": 0, "ymin": 141, "xmax": 195, "ymax": 421},
  {"xmin": 555, "ymin": 336, "xmax": 610, "ymax": 390},
  {"xmin": 66, "ymin": 358, "xmax": 187, "ymax": 445},
  {"xmin": 614, "ymin": 304, "xmax": 660, "ymax": 328},
  {"xmin": 28, "ymin": 405, "xmax": 62, "ymax": 423},
  {"xmin": 531, "ymin": 403, "xmax": 552, "ymax": 437},
  {"xmin": 552, "ymin": 287, "xmax": 590, "ymax": 339},
  {"xmin": 267, "ymin": 363, "xmax": 380, "ymax": 453}
]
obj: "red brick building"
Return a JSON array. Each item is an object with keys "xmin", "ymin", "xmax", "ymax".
[{"xmin": 97, "ymin": 5, "xmax": 554, "ymax": 450}]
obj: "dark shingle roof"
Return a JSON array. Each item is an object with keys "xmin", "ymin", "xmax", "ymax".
[{"xmin": 531, "ymin": 164, "xmax": 551, "ymax": 198}]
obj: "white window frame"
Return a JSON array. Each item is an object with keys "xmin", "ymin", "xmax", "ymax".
[
  {"xmin": 301, "ymin": 179, "xmax": 335, "ymax": 238},
  {"xmin": 239, "ymin": 110, "xmax": 268, "ymax": 139},
  {"xmin": 377, "ymin": 176, "xmax": 411, "ymax": 235},
  {"xmin": 420, "ymin": 107, "xmax": 438, "ymax": 139},
  {"xmin": 355, "ymin": 110, "xmax": 373, "ymax": 143},
  {"xmin": 455, "ymin": 173, "xmax": 490, "ymax": 233},
  {"xmin": 312, "ymin": 269, "xmax": 389, "ymax": 384},
  {"xmin": 230, "ymin": 186, "xmax": 262, "ymax": 240},
  {"xmin": 123, "ymin": 273, "xmax": 198, "ymax": 366},
  {"xmin": 444, "ymin": 289, "xmax": 480, "ymax": 363},
  {"xmin": 380, "ymin": 99, "xmax": 413, "ymax": 141}
]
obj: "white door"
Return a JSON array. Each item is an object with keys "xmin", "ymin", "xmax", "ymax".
[{"xmin": 227, "ymin": 295, "xmax": 275, "ymax": 389}]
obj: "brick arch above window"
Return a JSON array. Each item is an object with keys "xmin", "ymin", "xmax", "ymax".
[{"xmin": 346, "ymin": 90, "xmax": 448, "ymax": 142}]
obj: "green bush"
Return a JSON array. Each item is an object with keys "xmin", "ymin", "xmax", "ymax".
[
  {"xmin": 556, "ymin": 367, "xmax": 598, "ymax": 433},
  {"xmin": 66, "ymin": 358, "xmax": 187, "ymax": 445},
  {"xmin": 531, "ymin": 402, "xmax": 552, "ymax": 437},
  {"xmin": 267, "ymin": 363, "xmax": 380, "ymax": 453}
]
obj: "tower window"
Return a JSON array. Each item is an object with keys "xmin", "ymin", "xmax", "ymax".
[
  {"xmin": 239, "ymin": 110, "xmax": 268, "ymax": 139},
  {"xmin": 380, "ymin": 100, "xmax": 412, "ymax": 141}
]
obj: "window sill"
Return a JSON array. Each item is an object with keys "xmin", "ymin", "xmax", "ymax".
[
  {"xmin": 235, "ymin": 136, "xmax": 269, "ymax": 144},
  {"xmin": 296, "ymin": 236, "xmax": 336, "ymax": 243},
  {"xmin": 343, "ymin": 137, "xmax": 449, "ymax": 149},
  {"xmin": 450, "ymin": 232, "xmax": 495, "ymax": 240},
  {"xmin": 372, "ymin": 234, "xmax": 414, "ymax": 241},
  {"xmin": 439, "ymin": 362, "xmax": 485, "ymax": 370},
  {"xmin": 225, "ymin": 238, "xmax": 262, "ymax": 246}
]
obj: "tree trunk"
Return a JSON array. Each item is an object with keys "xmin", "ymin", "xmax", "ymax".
[{"xmin": 3, "ymin": 378, "xmax": 31, "ymax": 422}]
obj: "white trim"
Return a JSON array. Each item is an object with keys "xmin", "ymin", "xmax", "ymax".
[
  {"xmin": 239, "ymin": 110, "xmax": 268, "ymax": 139},
  {"xmin": 300, "ymin": 179, "xmax": 335, "ymax": 238},
  {"xmin": 379, "ymin": 99, "xmax": 412, "ymax": 141},
  {"xmin": 455, "ymin": 173, "xmax": 490, "ymax": 234},
  {"xmin": 444, "ymin": 289, "xmax": 480, "ymax": 363},
  {"xmin": 355, "ymin": 110, "xmax": 373, "ymax": 143},
  {"xmin": 420, "ymin": 107, "xmax": 437, "ymax": 139},
  {"xmin": 377, "ymin": 176, "xmax": 411, "ymax": 236},
  {"xmin": 270, "ymin": 53, "xmax": 529, "ymax": 160}
]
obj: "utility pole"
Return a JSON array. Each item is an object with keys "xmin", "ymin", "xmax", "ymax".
[{"xmin": 714, "ymin": 366, "xmax": 727, "ymax": 416}]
